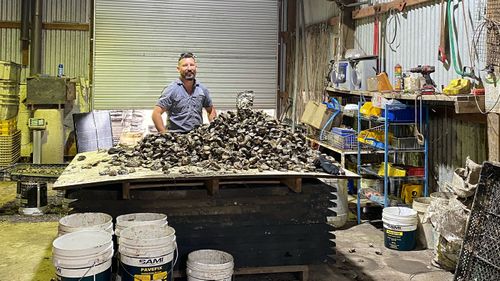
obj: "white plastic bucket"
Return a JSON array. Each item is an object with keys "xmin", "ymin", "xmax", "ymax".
[
  {"xmin": 118, "ymin": 224, "xmax": 177, "ymax": 281},
  {"xmin": 412, "ymin": 197, "xmax": 434, "ymax": 249},
  {"xmin": 382, "ymin": 207, "xmax": 418, "ymax": 251},
  {"xmin": 115, "ymin": 213, "xmax": 168, "ymax": 242},
  {"xmin": 58, "ymin": 213, "xmax": 113, "ymax": 236},
  {"xmin": 187, "ymin": 250, "xmax": 234, "ymax": 281},
  {"xmin": 52, "ymin": 230, "xmax": 113, "ymax": 281}
]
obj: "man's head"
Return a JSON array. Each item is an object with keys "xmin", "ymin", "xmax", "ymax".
[{"xmin": 177, "ymin": 52, "xmax": 197, "ymax": 81}]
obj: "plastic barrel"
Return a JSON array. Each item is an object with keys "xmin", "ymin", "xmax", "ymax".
[
  {"xmin": 187, "ymin": 250, "xmax": 234, "ymax": 281},
  {"xmin": 52, "ymin": 230, "xmax": 113, "ymax": 281},
  {"xmin": 16, "ymin": 181, "xmax": 47, "ymax": 216},
  {"xmin": 118, "ymin": 224, "xmax": 177, "ymax": 281},
  {"xmin": 58, "ymin": 213, "xmax": 113, "ymax": 236},
  {"xmin": 382, "ymin": 207, "xmax": 418, "ymax": 251}
]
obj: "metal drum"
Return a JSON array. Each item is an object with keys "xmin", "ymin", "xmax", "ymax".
[{"xmin": 16, "ymin": 181, "xmax": 48, "ymax": 215}]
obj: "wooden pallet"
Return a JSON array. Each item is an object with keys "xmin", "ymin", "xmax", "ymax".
[
  {"xmin": 121, "ymin": 176, "xmax": 304, "ymax": 199},
  {"xmin": 174, "ymin": 265, "xmax": 309, "ymax": 280}
]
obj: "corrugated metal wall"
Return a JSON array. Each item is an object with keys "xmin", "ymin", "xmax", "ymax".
[
  {"xmin": 354, "ymin": 0, "xmax": 483, "ymax": 88},
  {"xmin": 0, "ymin": 0, "xmax": 90, "ymax": 79},
  {"xmin": 42, "ymin": 0, "xmax": 90, "ymax": 78},
  {"xmin": 352, "ymin": 1, "xmax": 489, "ymax": 191},
  {"xmin": 0, "ymin": 0, "xmax": 21, "ymax": 62}
]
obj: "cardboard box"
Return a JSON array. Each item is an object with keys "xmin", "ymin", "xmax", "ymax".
[{"xmin": 301, "ymin": 101, "xmax": 340, "ymax": 130}]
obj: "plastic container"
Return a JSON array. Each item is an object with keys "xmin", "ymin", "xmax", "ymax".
[
  {"xmin": 115, "ymin": 213, "xmax": 168, "ymax": 242},
  {"xmin": 383, "ymin": 207, "xmax": 418, "ymax": 251},
  {"xmin": 381, "ymin": 107, "xmax": 416, "ymax": 122},
  {"xmin": 58, "ymin": 213, "xmax": 113, "ymax": 236},
  {"xmin": 52, "ymin": 230, "xmax": 113, "ymax": 281},
  {"xmin": 0, "ymin": 61, "xmax": 21, "ymax": 82},
  {"xmin": 412, "ymin": 197, "xmax": 434, "ymax": 249},
  {"xmin": 118, "ymin": 224, "xmax": 177, "ymax": 281},
  {"xmin": 187, "ymin": 250, "xmax": 234, "ymax": 281}
]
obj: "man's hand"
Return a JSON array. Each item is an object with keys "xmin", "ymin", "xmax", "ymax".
[
  {"xmin": 206, "ymin": 106, "xmax": 217, "ymax": 122},
  {"xmin": 152, "ymin": 106, "xmax": 167, "ymax": 133}
]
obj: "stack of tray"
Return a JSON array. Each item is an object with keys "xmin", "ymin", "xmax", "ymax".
[{"xmin": 0, "ymin": 130, "xmax": 21, "ymax": 168}]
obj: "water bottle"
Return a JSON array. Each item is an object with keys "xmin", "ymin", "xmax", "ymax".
[{"xmin": 57, "ymin": 64, "xmax": 64, "ymax": 77}]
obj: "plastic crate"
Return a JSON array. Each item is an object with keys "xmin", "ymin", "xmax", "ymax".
[
  {"xmin": 381, "ymin": 107, "xmax": 416, "ymax": 122},
  {"xmin": 330, "ymin": 128, "xmax": 358, "ymax": 150},
  {"xmin": 0, "ymin": 130, "xmax": 21, "ymax": 167},
  {"xmin": 0, "ymin": 61, "xmax": 21, "ymax": 82},
  {"xmin": 391, "ymin": 136, "xmax": 420, "ymax": 149},
  {"xmin": 407, "ymin": 166, "xmax": 425, "ymax": 177},
  {"xmin": 455, "ymin": 162, "xmax": 500, "ymax": 281}
]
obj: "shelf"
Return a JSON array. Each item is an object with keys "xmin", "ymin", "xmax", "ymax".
[
  {"xmin": 327, "ymin": 86, "xmax": 486, "ymax": 114},
  {"xmin": 360, "ymin": 143, "xmax": 425, "ymax": 153},
  {"xmin": 306, "ymin": 137, "xmax": 383, "ymax": 155},
  {"xmin": 359, "ymin": 166, "xmax": 425, "ymax": 180},
  {"xmin": 326, "ymin": 86, "xmax": 471, "ymax": 102}
]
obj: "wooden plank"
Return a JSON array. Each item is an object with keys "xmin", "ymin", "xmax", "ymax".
[
  {"xmin": 174, "ymin": 265, "xmax": 309, "ymax": 280},
  {"xmin": 352, "ymin": 0, "xmax": 434, "ymax": 20},
  {"xmin": 54, "ymin": 151, "xmax": 359, "ymax": 190},
  {"xmin": 234, "ymin": 265, "xmax": 309, "ymax": 275},
  {"xmin": 488, "ymin": 113, "xmax": 500, "ymax": 161},
  {"xmin": 280, "ymin": 177, "xmax": 302, "ymax": 192},
  {"xmin": 0, "ymin": 21, "xmax": 89, "ymax": 31},
  {"xmin": 43, "ymin": 22, "xmax": 90, "ymax": 31},
  {"xmin": 122, "ymin": 182, "xmax": 130, "ymax": 200},
  {"xmin": 205, "ymin": 179, "xmax": 219, "ymax": 195}
]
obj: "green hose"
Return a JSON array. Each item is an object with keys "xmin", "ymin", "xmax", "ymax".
[{"xmin": 447, "ymin": 0, "xmax": 474, "ymax": 77}]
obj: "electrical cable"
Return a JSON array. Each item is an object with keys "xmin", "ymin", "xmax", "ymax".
[
  {"xmin": 414, "ymin": 93, "xmax": 425, "ymax": 146},
  {"xmin": 385, "ymin": 9, "xmax": 401, "ymax": 52},
  {"xmin": 447, "ymin": 0, "xmax": 475, "ymax": 78}
]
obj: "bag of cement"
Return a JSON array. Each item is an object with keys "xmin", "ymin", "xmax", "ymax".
[
  {"xmin": 450, "ymin": 157, "xmax": 482, "ymax": 198},
  {"xmin": 428, "ymin": 197, "xmax": 470, "ymax": 271}
]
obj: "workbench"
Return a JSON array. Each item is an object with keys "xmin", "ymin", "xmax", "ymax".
[{"xmin": 54, "ymin": 150, "xmax": 359, "ymax": 275}]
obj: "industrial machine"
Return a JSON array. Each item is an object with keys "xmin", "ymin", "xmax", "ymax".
[
  {"xmin": 350, "ymin": 56, "xmax": 378, "ymax": 91},
  {"xmin": 26, "ymin": 76, "xmax": 75, "ymax": 164},
  {"xmin": 330, "ymin": 56, "xmax": 378, "ymax": 91},
  {"xmin": 331, "ymin": 60, "xmax": 354, "ymax": 91}
]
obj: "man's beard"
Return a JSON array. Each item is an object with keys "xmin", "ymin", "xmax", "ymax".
[{"xmin": 183, "ymin": 71, "xmax": 196, "ymax": 80}]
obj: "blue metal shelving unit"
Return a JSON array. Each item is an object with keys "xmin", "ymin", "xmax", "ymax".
[{"xmin": 356, "ymin": 97, "xmax": 429, "ymax": 224}]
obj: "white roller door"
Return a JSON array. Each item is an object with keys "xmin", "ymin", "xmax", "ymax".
[{"xmin": 93, "ymin": 0, "xmax": 278, "ymax": 110}]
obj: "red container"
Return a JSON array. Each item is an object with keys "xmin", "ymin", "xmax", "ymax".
[{"xmin": 407, "ymin": 167, "xmax": 425, "ymax": 177}]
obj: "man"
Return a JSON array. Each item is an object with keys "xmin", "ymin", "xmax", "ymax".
[{"xmin": 152, "ymin": 52, "xmax": 215, "ymax": 133}]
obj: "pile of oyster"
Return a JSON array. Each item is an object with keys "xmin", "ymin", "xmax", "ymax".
[{"xmin": 101, "ymin": 109, "xmax": 320, "ymax": 175}]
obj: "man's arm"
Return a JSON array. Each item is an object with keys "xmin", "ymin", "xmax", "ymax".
[
  {"xmin": 205, "ymin": 106, "xmax": 216, "ymax": 122},
  {"xmin": 152, "ymin": 105, "xmax": 167, "ymax": 133}
]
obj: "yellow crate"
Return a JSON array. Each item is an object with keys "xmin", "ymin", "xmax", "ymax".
[
  {"xmin": 378, "ymin": 162, "xmax": 406, "ymax": 177},
  {"xmin": 0, "ymin": 117, "xmax": 16, "ymax": 126},
  {"xmin": 0, "ymin": 61, "xmax": 21, "ymax": 82}
]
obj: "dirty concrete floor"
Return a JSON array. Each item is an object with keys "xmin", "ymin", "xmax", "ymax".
[{"xmin": 0, "ymin": 181, "xmax": 454, "ymax": 281}]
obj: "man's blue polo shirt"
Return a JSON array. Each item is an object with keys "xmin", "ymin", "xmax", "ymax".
[{"xmin": 156, "ymin": 79, "xmax": 213, "ymax": 133}]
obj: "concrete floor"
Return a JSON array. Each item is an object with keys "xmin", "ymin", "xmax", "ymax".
[{"xmin": 0, "ymin": 181, "xmax": 454, "ymax": 281}]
